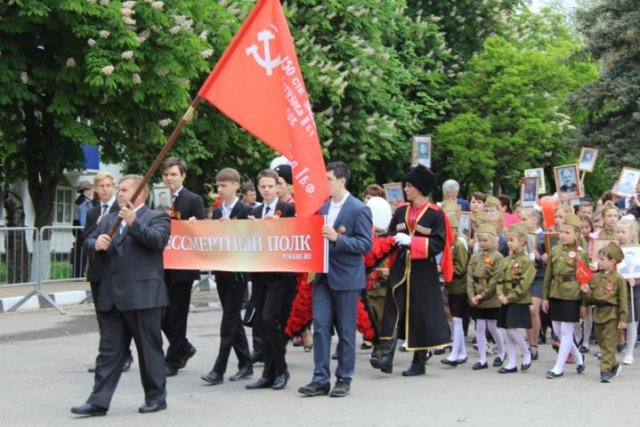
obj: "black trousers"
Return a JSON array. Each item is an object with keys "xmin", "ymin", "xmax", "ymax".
[
  {"xmin": 162, "ymin": 280, "xmax": 193, "ymax": 367},
  {"xmin": 252, "ymin": 276, "xmax": 295, "ymax": 379},
  {"xmin": 88, "ymin": 306, "xmax": 166, "ymax": 409},
  {"xmin": 212, "ymin": 272, "xmax": 251, "ymax": 374},
  {"xmin": 91, "ymin": 282, "xmax": 132, "ymax": 362}
]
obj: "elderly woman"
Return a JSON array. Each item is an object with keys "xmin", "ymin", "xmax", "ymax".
[{"xmin": 442, "ymin": 179, "xmax": 470, "ymax": 212}]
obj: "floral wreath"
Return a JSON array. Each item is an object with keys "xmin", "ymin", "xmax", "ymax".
[{"xmin": 285, "ymin": 235, "xmax": 397, "ymax": 342}]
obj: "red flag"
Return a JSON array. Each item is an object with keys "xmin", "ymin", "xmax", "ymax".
[
  {"xmin": 576, "ymin": 258, "xmax": 594, "ymax": 285},
  {"xmin": 197, "ymin": 0, "xmax": 328, "ymax": 218}
]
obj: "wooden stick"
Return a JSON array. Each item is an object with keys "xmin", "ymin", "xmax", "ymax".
[
  {"xmin": 108, "ymin": 97, "xmax": 203, "ymax": 237},
  {"xmin": 631, "ymin": 284, "xmax": 635, "ymax": 324}
]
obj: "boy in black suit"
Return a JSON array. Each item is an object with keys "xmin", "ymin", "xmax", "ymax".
[
  {"xmin": 160, "ymin": 157, "xmax": 205, "ymax": 377},
  {"xmin": 201, "ymin": 168, "xmax": 253, "ymax": 385},
  {"xmin": 245, "ymin": 169, "xmax": 296, "ymax": 391}
]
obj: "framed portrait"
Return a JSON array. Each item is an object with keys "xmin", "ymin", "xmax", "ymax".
[
  {"xmin": 553, "ymin": 164, "xmax": 583, "ymax": 201},
  {"xmin": 521, "ymin": 177, "xmax": 539, "ymax": 207},
  {"xmin": 619, "ymin": 245, "xmax": 640, "ymax": 279},
  {"xmin": 544, "ymin": 232, "xmax": 559, "ymax": 256},
  {"xmin": 152, "ymin": 185, "xmax": 172, "ymax": 211},
  {"xmin": 383, "ymin": 182, "xmax": 405, "ymax": 210},
  {"xmin": 591, "ymin": 238, "xmax": 616, "ymax": 263},
  {"xmin": 578, "ymin": 147, "xmax": 598, "ymax": 172},
  {"xmin": 526, "ymin": 232, "xmax": 539, "ymax": 256},
  {"xmin": 524, "ymin": 168, "xmax": 546, "ymax": 194},
  {"xmin": 459, "ymin": 211, "xmax": 471, "ymax": 240},
  {"xmin": 613, "ymin": 167, "xmax": 640, "ymax": 198},
  {"xmin": 411, "ymin": 135, "xmax": 432, "ymax": 168}
]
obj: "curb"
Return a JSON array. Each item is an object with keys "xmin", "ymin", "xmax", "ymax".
[{"xmin": 0, "ymin": 290, "xmax": 91, "ymax": 313}]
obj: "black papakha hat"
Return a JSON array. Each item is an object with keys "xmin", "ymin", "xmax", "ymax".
[{"xmin": 402, "ymin": 165, "xmax": 437, "ymax": 196}]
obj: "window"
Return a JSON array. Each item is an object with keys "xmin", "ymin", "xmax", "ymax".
[{"xmin": 54, "ymin": 188, "xmax": 74, "ymax": 224}]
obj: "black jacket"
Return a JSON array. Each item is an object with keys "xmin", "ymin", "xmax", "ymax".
[{"xmin": 83, "ymin": 202, "xmax": 119, "ymax": 283}]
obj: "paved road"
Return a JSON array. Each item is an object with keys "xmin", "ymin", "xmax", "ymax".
[{"xmin": 1, "ymin": 305, "xmax": 638, "ymax": 426}]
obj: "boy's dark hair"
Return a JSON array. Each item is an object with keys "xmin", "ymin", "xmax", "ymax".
[
  {"xmin": 241, "ymin": 182, "xmax": 256, "ymax": 194},
  {"xmin": 161, "ymin": 157, "xmax": 187, "ymax": 175},
  {"xmin": 364, "ymin": 184, "xmax": 385, "ymax": 198},
  {"xmin": 326, "ymin": 161, "xmax": 350, "ymax": 184}
]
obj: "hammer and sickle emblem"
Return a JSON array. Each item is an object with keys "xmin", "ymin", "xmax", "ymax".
[{"xmin": 245, "ymin": 29, "xmax": 282, "ymax": 76}]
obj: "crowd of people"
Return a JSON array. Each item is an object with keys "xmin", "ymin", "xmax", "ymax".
[{"xmin": 69, "ymin": 157, "xmax": 640, "ymax": 417}]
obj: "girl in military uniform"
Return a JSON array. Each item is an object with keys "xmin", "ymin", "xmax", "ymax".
[
  {"xmin": 581, "ymin": 243, "xmax": 627, "ymax": 382},
  {"xmin": 496, "ymin": 224, "xmax": 534, "ymax": 373},
  {"xmin": 616, "ymin": 217, "xmax": 639, "ymax": 365},
  {"xmin": 542, "ymin": 214, "xmax": 590, "ymax": 379},
  {"xmin": 442, "ymin": 214, "xmax": 470, "ymax": 367},
  {"xmin": 466, "ymin": 224, "xmax": 506, "ymax": 370},
  {"xmin": 595, "ymin": 201, "xmax": 619, "ymax": 240}
]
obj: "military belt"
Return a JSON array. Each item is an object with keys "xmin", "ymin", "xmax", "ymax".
[
  {"xmin": 593, "ymin": 302, "xmax": 616, "ymax": 308},
  {"xmin": 555, "ymin": 274, "xmax": 577, "ymax": 282}
]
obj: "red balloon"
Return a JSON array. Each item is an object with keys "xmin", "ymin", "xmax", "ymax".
[{"xmin": 537, "ymin": 196, "xmax": 560, "ymax": 230}]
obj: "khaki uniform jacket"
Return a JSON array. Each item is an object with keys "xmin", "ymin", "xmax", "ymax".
[
  {"xmin": 466, "ymin": 248, "xmax": 503, "ymax": 309},
  {"xmin": 543, "ymin": 243, "xmax": 590, "ymax": 301},
  {"xmin": 584, "ymin": 271, "xmax": 628, "ymax": 324},
  {"xmin": 448, "ymin": 237, "xmax": 469, "ymax": 295},
  {"xmin": 497, "ymin": 250, "xmax": 534, "ymax": 304}
]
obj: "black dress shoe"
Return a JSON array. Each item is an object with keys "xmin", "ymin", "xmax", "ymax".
[
  {"xmin": 272, "ymin": 371, "xmax": 290, "ymax": 390},
  {"xmin": 529, "ymin": 347, "xmax": 539, "ymax": 360},
  {"xmin": 229, "ymin": 366, "xmax": 253, "ymax": 381},
  {"xmin": 201, "ymin": 371, "xmax": 224, "ymax": 385},
  {"xmin": 329, "ymin": 379, "xmax": 350, "ymax": 397},
  {"xmin": 298, "ymin": 382, "xmax": 330, "ymax": 396},
  {"xmin": 545, "ymin": 370, "xmax": 563, "ymax": 379},
  {"xmin": 402, "ymin": 363, "xmax": 425, "ymax": 376},
  {"xmin": 250, "ymin": 351, "xmax": 264, "ymax": 365},
  {"xmin": 498, "ymin": 367, "xmax": 518, "ymax": 374},
  {"xmin": 576, "ymin": 363, "xmax": 586, "ymax": 374},
  {"xmin": 178, "ymin": 346, "xmax": 197, "ymax": 369},
  {"xmin": 493, "ymin": 356, "xmax": 504, "ymax": 367},
  {"xmin": 456, "ymin": 357, "xmax": 468, "ymax": 365},
  {"xmin": 122, "ymin": 354, "xmax": 133, "ymax": 372},
  {"xmin": 521, "ymin": 363, "xmax": 531, "ymax": 372},
  {"xmin": 165, "ymin": 365, "xmax": 178, "ymax": 377},
  {"xmin": 70, "ymin": 403, "xmax": 107, "ymax": 417},
  {"xmin": 441, "ymin": 358, "xmax": 458, "ymax": 367},
  {"xmin": 138, "ymin": 401, "xmax": 167, "ymax": 414},
  {"xmin": 245, "ymin": 377, "xmax": 273, "ymax": 389},
  {"xmin": 472, "ymin": 362, "xmax": 488, "ymax": 370}
]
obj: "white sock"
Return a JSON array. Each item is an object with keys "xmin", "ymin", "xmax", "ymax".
[
  {"xmin": 476, "ymin": 320, "xmax": 488, "ymax": 364},
  {"xmin": 552, "ymin": 320, "xmax": 561, "ymax": 341},
  {"xmin": 626, "ymin": 321, "xmax": 638, "ymax": 358},
  {"xmin": 504, "ymin": 330, "xmax": 517, "ymax": 369},
  {"xmin": 508, "ymin": 328, "xmax": 531, "ymax": 366},
  {"xmin": 487, "ymin": 320, "xmax": 506, "ymax": 360},
  {"xmin": 448, "ymin": 317, "xmax": 465, "ymax": 361},
  {"xmin": 552, "ymin": 322, "xmax": 583, "ymax": 374}
]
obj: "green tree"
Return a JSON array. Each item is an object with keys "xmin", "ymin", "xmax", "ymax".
[
  {"xmin": 435, "ymin": 10, "xmax": 597, "ymax": 196},
  {"xmin": 573, "ymin": 0, "xmax": 640, "ymax": 172}
]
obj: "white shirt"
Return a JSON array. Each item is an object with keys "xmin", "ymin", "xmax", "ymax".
[
  {"xmin": 120, "ymin": 203, "xmax": 145, "ymax": 234},
  {"xmin": 172, "ymin": 186, "xmax": 184, "ymax": 202},
  {"xmin": 222, "ymin": 197, "xmax": 239, "ymax": 219},
  {"xmin": 328, "ymin": 192, "xmax": 349, "ymax": 227},
  {"xmin": 262, "ymin": 198, "xmax": 279, "ymax": 218}
]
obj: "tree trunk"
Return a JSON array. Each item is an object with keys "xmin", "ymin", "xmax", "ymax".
[
  {"xmin": 492, "ymin": 175, "xmax": 501, "ymax": 196},
  {"xmin": 2, "ymin": 191, "xmax": 30, "ymax": 284}
]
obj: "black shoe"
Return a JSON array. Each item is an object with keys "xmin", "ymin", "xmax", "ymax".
[
  {"xmin": 434, "ymin": 348, "xmax": 446, "ymax": 355},
  {"xmin": 498, "ymin": 367, "xmax": 518, "ymax": 374},
  {"xmin": 138, "ymin": 401, "xmax": 167, "ymax": 414},
  {"xmin": 329, "ymin": 379, "xmax": 350, "ymax": 397},
  {"xmin": 579, "ymin": 345, "xmax": 589, "ymax": 354},
  {"xmin": 424, "ymin": 350, "xmax": 433, "ymax": 363},
  {"xmin": 521, "ymin": 363, "xmax": 531, "ymax": 372},
  {"xmin": 272, "ymin": 371, "xmax": 290, "ymax": 390},
  {"xmin": 70, "ymin": 403, "xmax": 107, "ymax": 417},
  {"xmin": 600, "ymin": 371, "xmax": 614, "ymax": 383},
  {"xmin": 87, "ymin": 365, "xmax": 96, "ymax": 373},
  {"xmin": 201, "ymin": 371, "xmax": 224, "ymax": 385},
  {"xmin": 472, "ymin": 362, "xmax": 488, "ymax": 370},
  {"xmin": 493, "ymin": 356, "xmax": 504, "ymax": 367},
  {"xmin": 545, "ymin": 370, "xmax": 563, "ymax": 379},
  {"xmin": 441, "ymin": 358, "xmax": 458, "ymax": 367},
  {"xmin": 165, "ymin": 365, "xmax": 178, "ymax": 377},
  {"xmin": 298, "ymin": 382, "xmax": 330, "ymax": 397},
  {"xmin": 122, "ymin": 354, "xmax": 133, "ymax": 372},
  {"xmin": 229, "ymin": 365, "xmax": 253, "ymax": 381},
  {"xmin": 245, "ymin": 377, "xmax": 273, "ymax": 389},
  {"xmin": 577, "ymin": 363, "xmax": 586, "ymax": 374},
  {"xmin": 529, "ymin": 347, "xmax": 539, "ymax": 361},
  {"xmin": 402, "ymin": 363, "xmax": 426, "ymax": 376},
  {"xmin": 178, "ymin": 346, "xmax": 197, "ymax": 369},
  {"xmin": 370, "ymin": 338, "xmax": 396, "ymax": 374},
  {"xmin": 360, "ymin": 342, "xmax": 372, "ymax": 350},
  {"xmin": 250, "ymin": 351, "xmax": 264, "ymax": 365},
  {"xmin": 456, "ymin": 357, "xmax": 468, "ymax": 365}
]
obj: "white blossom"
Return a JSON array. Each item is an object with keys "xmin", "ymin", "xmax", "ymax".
[
  {"xmin": 122, "ymin": 17, "xmax": 136, "ymax": 25},
  {"xmin": 121, "ymin": 7, "xmax": 134, "ymax": 16},
  {"xmin": 151, "ymin": 1, "xmax": 163, "ymax": 10},
  {"xmin": 156, "ymin": 68, "xmax": 169, "ymax": 77},
  {"xmin": 177, "ymin": 78, "xmax": 189, "ymax": 86},
  {"xmin": 20, "ymin": 72, "xmax": 28, "ymax": 84},
  {"xmin": 99, "ymin": 0, "xmax": 110, "ymax": 5},
  {"xmin": 136, "ymin": 30, "xmax": 150, "ymax": 42},
  {"xmin": 169, "ymin": 26, "xmax": 182, "ymax": 35},
  {"xmin": 66, "ymin": 58, "xmax": 76, "ymax": 67},
  {"xmin": 121, "ymin": 50, "xmax": 134, "ymax": 60},
  {"xmin": 87, "ymin": 38, "xmax": 97, "ymax": 47},
  {"xmin": 132, "ymin": 73, "xmax": 142, "ymax": 84},
  {"xmin": 159, "ymin": 118, "xmax": 172, "ymax": 127},
  {"xmin": 198, "ymin": 30, "xmax": 208, "ymax": 40},
  {"xmin": 200, "ymin": 49, "xmax": 214, "ymax": 58},
  {"xmin": 101, "ymin": 65, "xmax": 115, "ymax": 75},
  {"xmin": 122, "ymin": 1, "xmax": 136, "ymax": 8},
  {"xmin": 99, "ymin": 30, "xmax": 110, "ymax": 38}
]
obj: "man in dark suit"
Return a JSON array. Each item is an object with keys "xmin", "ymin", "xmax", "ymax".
[
  {"xmin": 298, "ymin": 162, "xmax": 373, "ymax": 398},
  {"xmin": 71, "ymin": 175, "xmax": 170, "ymax": 416},
  {"xmin": 81, "ymin": 171, "xmax": 133, "ymax": 373},
  {"xmin": 245, "ymin": 169, "xmax": 296, "ymax": 391},
  {"xmin": 160, "ymin": 157, "xmax": 205, "ymax": 377},
  {"xmin": 201, "ymin": 168, "xmax": 253, "ymax": 385}
]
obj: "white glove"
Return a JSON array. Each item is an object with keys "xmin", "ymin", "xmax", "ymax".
[{"xmin": 394, "ymin": 233, "xmax": 411, "ymax": 246}]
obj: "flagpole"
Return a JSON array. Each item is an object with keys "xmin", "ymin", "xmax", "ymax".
[{"xmin": 107, "ymin": 96, "xmax": 203, "ymax": 237}]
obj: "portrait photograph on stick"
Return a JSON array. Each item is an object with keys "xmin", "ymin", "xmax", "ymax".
[
  {"xmin": 618, "ymin": 245, "xmax": 640, "ymax": 279},
  {"xmin": 613, "ymin": 167, "xmax": 640, "ymax": 198},
  {"xmin": 411, "ymin": 135, "xmax": 432, "ymax": 168},
  {"xmin": 524, "ymin": 167, "xmax": 546, "ymax": 194},
  {"xmin": 578, "ymin": 147, "xmax": 598, "ymax": 172},
  {"xmin": 383, "ymin": 182, "xmax": 405, "ymax": 210},
  {"xmin": 521, "ymin": 176, "xmax": 539, "ymax": 207},
  {"xmin": 553, "ymin": 164, "xmax": 583, "ymax": 201}
]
